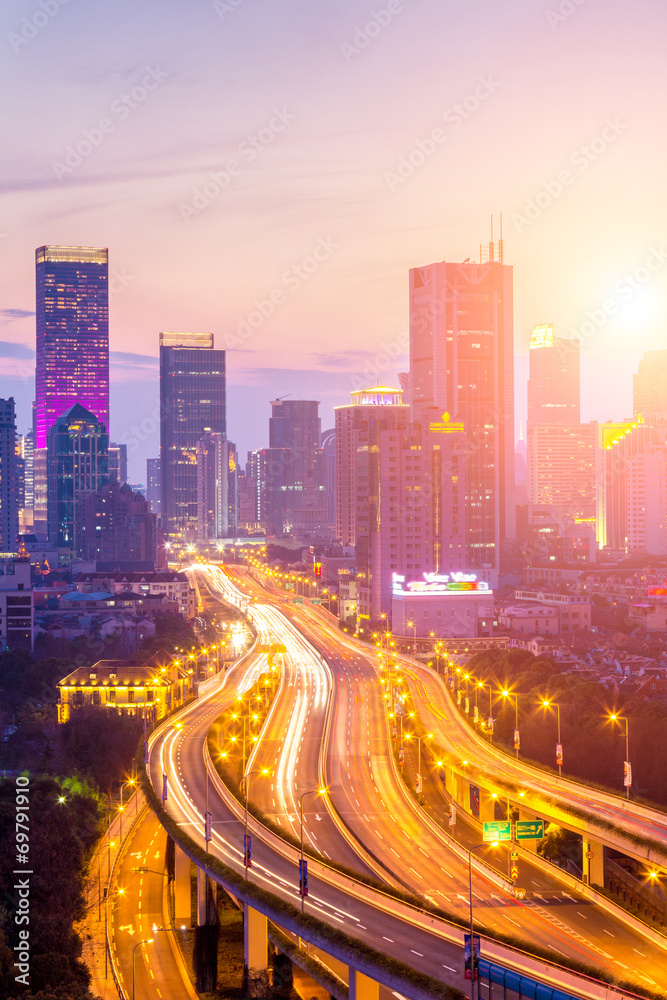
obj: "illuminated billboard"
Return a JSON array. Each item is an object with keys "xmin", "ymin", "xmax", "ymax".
[{"xmin": 392, "ymin": 572, "xmax": 492, "ymax": 596}]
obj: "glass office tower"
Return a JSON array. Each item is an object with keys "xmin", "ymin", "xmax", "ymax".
[
  {"xmin": 34, "ymin": 245, "xmax": 109, "ymax": 533},
  {"xmin": 159, "ymin": 332, "xmax": 226, "ymax": 538}
]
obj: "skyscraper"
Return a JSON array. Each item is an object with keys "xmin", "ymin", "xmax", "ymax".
[
  {"xmin": 633, "ymin": 350, "xmax": 667, "ymax": 418},
  {"xmin": 268, "ymin": 399, "xmax": 326, "ymax": 535},
  {"xmin": 409, "ymin": 258, "xmax": 515, "ymax": 582},
  {"xmin": 46, "ymin": 403, "xmax": 109, "ymax": 553},
  {"xmin": 527, "ymin": 324, "xmax": 580, "ymax": 425},
  {"xmin": 146, "ymin": 458, "xmax": 161, "ymax": 519},
  {"xmin": 34, "ymin": 245, "xmax": 109, "ymax": 532},
  {"xmin": 35, "ymin": 246, "xmax": 109, "ymax": 448},
  {"xmin": 196, "ymin": 431, "xmax": 238, "ymax": 540},
  {"xmin": 159, "ymin": 332, "xmax": 226, "ymax": 538},
  {"xmin": 0, "ymin": 399, "xmax": 20, "ymax": 551}
]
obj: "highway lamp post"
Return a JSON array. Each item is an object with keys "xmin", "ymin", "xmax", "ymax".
[
  {"xmin": 542, "ymin": 699, "xmax": 562, "ymax": 777},
  {"xmin": 132, "ymin": 938, "xmax": 153, "ymax": 1000},
  {"xmin": 406, "ymin": 733, "xmax": 432, "ymax": 803},
  {"xmin": 610, "ymin": 713, "xmax": 631, "ymax": 799},
  {"xmin": 242, "ymin": 767, "xmax": 269, "ymax": 879},
  {"xmin": 502, "ymin": 689, "xmax": 520, "ymax": 758},
  {"xmin": 299, "ymin": 788, "xmax": 326, "ymax": 912},
  {"xmin": 467, "ymin": 843, "xmax": 497, "ymax": 1000}
]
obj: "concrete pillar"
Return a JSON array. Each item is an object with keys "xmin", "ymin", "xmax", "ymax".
[
  {"xmin": 349, "ymin": 968, "xmax": 379, "ymax": 1000},
  {"xmin": 582, "ymin": 839, "xmax": 605, "ymax": 886},
  {"xmin": 244, "ymin": 903, "xmax": 268, "ymax": 998},
  {"xmin": 479, "ymin": 790, "xmax": 495, "ymax": 824},
  {"xmin": 197, "ymin": 868, "xmax": 208, "ymax": 926},
  {"xmin": 174, "ymin": 844, "xmax": 192, "ymax": 927}
]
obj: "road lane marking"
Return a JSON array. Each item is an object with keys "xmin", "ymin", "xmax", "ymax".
[
  {"xmin": 443, "ymin": 964, "xmax": 457, "ymax": 973},
  {"xmin": 383, "ymin": 936, "xmax": 394, "ymax": 942},
  {"xmin": 603, "ymin": 929, "xmax": 614, "ymax": 937},
  {"xmin": 411, "ymin": 950, "xmax": 424, "ymax": 957}
]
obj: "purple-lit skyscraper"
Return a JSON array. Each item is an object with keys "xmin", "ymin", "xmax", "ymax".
[
  {"xmin": 34, "ymin": 245, "xmax": 109, "ymax": 533},
  {"xmin": 35, "ymin": 245, "xmax": 109, "ymax": 449}
]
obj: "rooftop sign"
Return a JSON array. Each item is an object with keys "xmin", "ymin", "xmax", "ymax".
[{"xmin": 392, "ymin": 572, "xmax": 492, "ymax": 596}]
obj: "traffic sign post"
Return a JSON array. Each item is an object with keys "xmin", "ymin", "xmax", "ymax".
[
  {"xmin": 515, "ymin": 819, "xmax": 544, "ymax": 840},
  {"xmin": 299, "ymin": 859, "xmax": 308, "ymax": 897},
  {"xmin": 483, "ymin": 820, "xmax": 511, "ymax": 842},
  {"xmin": 244, "ymin": 834, "xmax": 252, "ymax": 868}
]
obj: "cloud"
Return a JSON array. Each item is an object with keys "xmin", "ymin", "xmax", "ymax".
[
  {"xmin": 0, "ymin": 309, "xmax": 35, "ymax": 320},
  {"xmin": 0, "ymin": 340, "xmax": 34, "ymax": 359}
]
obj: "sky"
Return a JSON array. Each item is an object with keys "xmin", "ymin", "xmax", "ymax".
[{"xmin": 1, "ymin": 0, "xmax": 666, "ymax": 480}]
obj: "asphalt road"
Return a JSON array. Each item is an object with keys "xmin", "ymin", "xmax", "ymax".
[{"xmin": 218, "ymin": 564, "xmax": 667, "ymax": 992}]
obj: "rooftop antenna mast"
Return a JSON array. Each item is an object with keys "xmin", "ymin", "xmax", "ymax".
[
  {"xmin": 489, "ymin": 214, "xmax": 495, "ymax": 263},
  {"xmin": 498, "ymin": 212, "xmax": 504, "ymax": 264}
]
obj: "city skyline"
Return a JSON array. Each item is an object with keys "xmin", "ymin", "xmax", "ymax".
[{"xmin": 1, "ymin": 0, "xmax": 666, "ymax": 477}]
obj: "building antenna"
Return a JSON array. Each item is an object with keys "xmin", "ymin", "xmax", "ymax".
[
  {"xmin": 489, "ymin": 213, "xmax": 495, "ymax": 263},
  {"xmin": 499, "ymin": 212, "xmax": 504, "ymax": 264}
]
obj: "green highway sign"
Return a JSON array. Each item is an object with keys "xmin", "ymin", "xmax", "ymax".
[
  {"xmin": 293, "ymin": 598, "xmax": 303, "ymax": 605},
  {"xmin": 515, "ymin": 820, "xmax": 544, "ymax": 841},
  {"xmin": 483, "ymin": 821, "xmax": 511, "ymax": 842}
]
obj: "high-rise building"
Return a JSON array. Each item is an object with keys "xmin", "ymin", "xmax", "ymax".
[
  {"xmin": 0, "ymin": 399, "xmax": 20, "ymax": 551},
  {"xmin": 146, "ymin": 458, "xmax": 161, "ymax": 518},
  {"xmin": 268, "ymin": 399, "xmax": 326, "ymax": 535},
  {"xmin": 596, "ymin": 417, "xmax": 657, "ymax": 551},
  {"xmin": 335, "ymin": 386, "xmax": 409, "ymax": 547},
  {"xmin": 77, "ymin": 479, "xmax": 156, "ymax": 566},
  {"xmin": 633, "ymin": 350, "xmax": 667, "ymax": 418},
  {"xmin": 34, "ymin": 245, "xmax": 109, "ymax": 532},
  {"xmin": 108, "ymin": 443, "xmax": 128, "ymax": 484},
  {"xmin": 159, "ymin": 332, "xmax": 226, "ymax": 538},
  {"xmin": 247, "ymin": 447, "xmax": 290, "ymax": 535},
  {"xmin": 527, "ymin": 423, "xmax": 597, "ymax": 522},
  {"xmin": 409, "ymin": 258, "xmax": 515, "ymax": 583},
  {"xmin": 527, "ymin": 324, "xmax": 580, "ymax": 425},
  {"xmin": 46, "ymin": 403, "xmax": 109, "ymax": 554},
  {"xmin": 196, "ymin": 431, "xmax": 238, "ymax": 540}
]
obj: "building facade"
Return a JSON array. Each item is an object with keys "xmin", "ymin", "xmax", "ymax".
[
  {"xmin": 268, "ymin": 399, "xmax": 326, "ymax": 535},
  {"xmin": 633, "ymin": 350, "xmax": 667, "ymax": 418},
  {"xmin": 0, "ymin": 399, "xmax": 20, "ymax": 552},
  {"xmin": 146, "ymin": 457, "xmax": 161, "ymax": 519},
  {"xmin": 527, "ymin": 422, "xmax": 597, "ymax": 521},
  {"xmin": 159, "ymin": 332, "xmax": 226, "ymax": 538},
  {"xmin": 34, "ymin": 246, "xmax": 109, "ymax": 531},
  {"xmin": 46, "ymin": 404, "xmax": 109, "ymax": 555},
  {"xmin": 196, "ymin": 431, "xmax": 238, "ymax": 540},
  {"xmin": 0, "ymin": 558, "xmax": 33, "ymax": 649},
  {"xmin": 76, "ymin": 479, "xmax": 157, "ymax": 566},
  {"xmin": 527, "ymin": 324, "xmax": 580, "ymax": 425},
  {"xmin": 409, "ymin": 258, "xmax": 515, "ymax": 584}
]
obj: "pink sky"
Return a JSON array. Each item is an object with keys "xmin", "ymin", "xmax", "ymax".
[{"xmin": 1, "ymin": 0, "xmax": 666, "ymax": 478}]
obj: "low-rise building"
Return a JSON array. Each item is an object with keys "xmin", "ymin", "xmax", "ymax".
[
  {"xmin": 71, "ymin": 570, "xmax": 196, "ymax": 618},
  {"xmin": 0, "ymin": 557, "xmax": 32, "ymax": 649},
  {"xmin": 57, "ymin": 651, "xmax": 195, "ymax": 723},
  {"xmin": 391, "ymin": 571, "xmax": 494, "ymax": 638},
  {"xmin": 497, "ymin": 604, "xmax": 559, "ymax": 635},
  {"xmin": 629, "ymin": 602, "xmax": 667, "ymax": 631},
  {"xmin": 514, "ymin": 587, "xmax": 592, "ymax": 632}
]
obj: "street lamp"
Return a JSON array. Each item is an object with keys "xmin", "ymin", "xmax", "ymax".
[
  {"xmin": 132, "ymin": 938, "xmax": 153, "ymax": 1000},
  {"xmin": 406, "ymin": 620, "xmax": 417, "ymax": 655},
  {"xmin": 405, "ymin": 732, "xmax": 433, "ymax": 802},
  {"xmin": 467, "ymin": 843, "xmax": 497, "ymax": 1000},
  {"xmin": 542, "ymin": 699, "xmax": 562, "ymax": 777},
  {"xmin": 502, "ymin": 689, "xmax": 519, "ymax": 758},
  {"xmin": 609, "ymin": 713, "xmax": 631, "ymax": 799},
  {"xmin": 298, "ymin": 788, "xmax": 326, "ymax": 912},
  {"xmin": 242, "ymin": 767, "xmax": 269, "ymax": 879}
]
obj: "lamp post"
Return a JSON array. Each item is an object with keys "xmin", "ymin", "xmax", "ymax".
[
  {"xmin": 406, "ymin": 733, "xmax": 432, "ymax": 803},
  {"xmin": 406, "ymin": 620, "xmax": 416, "ymax": 655},
  {"xmin": 242, "ymin": 767, "xmax": 269, "ymax": 879},
  {"xmin": 502, "ymin": 689, "xmax": 519, "ymax": 758},
  {"xmin": 467, "ymin": 842, "xmax": 497, "ymax": 1000},
  {"xmin": 542, "ymin": 699, "xmax": 562, "ymax": 777},
  {"xmin": 610, "ymin": 713, "xmax": 631, "ymax": 799},
  {"xmin": 299, "ymin": 788, "xmax": 326, "ymax": 911},
  {"xmin": 132, "ymin": 938, "xmax": 153, "ymax": 1000}
]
